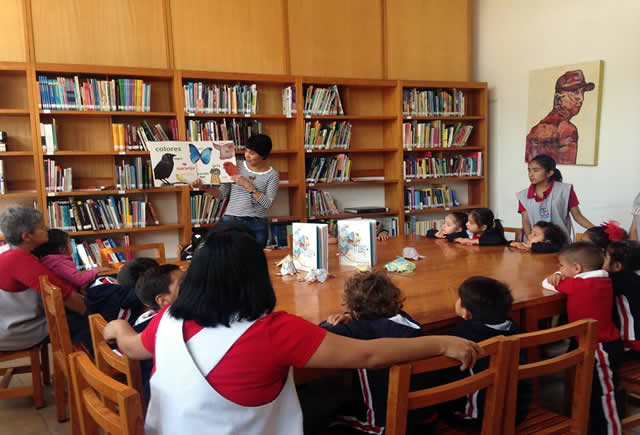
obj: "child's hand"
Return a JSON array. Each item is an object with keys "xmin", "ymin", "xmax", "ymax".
[
  {"xmin": 435, "ymin": 230, "xmax": 446, "ymax": 239},
  {"xmin": 510, "ymin": 242, "xmax": 530, "ymax": 250},
  {"xmin": 326, "ymin": 312, "xmax": 353, "ymax": 326},
  {"xmin": 455, "ymin": 238, "xmax": 474, "ymax": 245},
  {"xmin": 633, "ymin": 206, "xmax": 640, "ymax": 216},
  {"xmin": 545, "ymin": 273, "xmax": 563, "ymax": 287},
  {"xmin": 376, "ymin": 232, "xmax": 390, "ymax": 241},
  {"xmin": 103, "ymin": 319, "xmax": 128, "ymax": 343},
  {"xmin": 440, "ymin": 336, "xmax": 485, "ymax": 371}
]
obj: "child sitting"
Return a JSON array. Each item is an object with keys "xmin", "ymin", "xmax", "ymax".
[
  {"xmin": 426, "ymin": 212, "xmax": 469, "ymax": 242},
  {"xmin": 319, "ymin": 271, "xmax": 435, "ymax": 434},
  {"xmin": 510, "ymin": 221, "xmax": 568, "ymax": 253},
  {"xmin": 445, "ymin": 276, "xmax": 530, "ymax": 427},
  {"xmin": 454, "ymin": 208, "xmax": 507, "ymax": 246},
  {"xmin": 583, "ymin": 220, "xmax": 628, "ymax": 250},
  {"xmin": 543, "ymin": 242, "xmax": 622, "ymax": 434},
  {"xmin": 605, "ymin": 240, "xmax": 640, "ymax": 358}
]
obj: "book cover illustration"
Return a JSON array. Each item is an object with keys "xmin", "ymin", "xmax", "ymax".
[
  {"xmin": 338, "ymin": 219, "xmax": 376, "ymax": 267},
  {"xmin": 291, "ymin": 223, "xmax": 328, "ymax": 272},
  {"xmin": 148, "ymin": 140, "xmax": 238, "ymax": 187}
]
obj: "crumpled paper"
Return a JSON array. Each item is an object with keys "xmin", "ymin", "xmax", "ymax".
[
  {"xmin": 276, "ymin": 255, "xmax": 297, "ymax": 276},
  {"xmin": 303, "ymin": 269, "xmax": 329, "ymax": 283},
  {"xmin": 402, "ymin": 247, "xmax": 424, "ymax": 261},
  {"xmin": 385, "ymin": 257, "xmax": 416, "ymax": 273},
  {"xmin": 355, "ymin": 264, "xmax": 371, "ymax": 272}
]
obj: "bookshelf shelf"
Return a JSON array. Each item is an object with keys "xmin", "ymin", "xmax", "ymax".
[
  {"xmin": 308, "ymin": 211, "xmax": 397, "ymax": 221},
  {"xmin": 35, "ymin": 63, "xmax": 174, "ymax": 78},
  {"xmin": 303, "ymin": 115, "xmax": 395, "ymax": 121},
  {"xmin": 184, "ymin": 113, "xmax": 294, "ymax": 120},
  {"xmin": 0, "ymin": 109, "xmax": 30, "ymax": 116},
  {"xmin": 180, "ymin": 70, "xmax": 295, "ymax": 85},
  {"xmin": 39, "ymin": 111, "xmax": 176, "ymax": 117},
  {"xmin": 0, "ymin": 191, "xmax": 39, "ymax": 199},
  {"xmin": 403, "ymin": 116, "xmax": 483, "ymax": 121},
  {"xmin": 268, "ymin": 216, "xmax": 301, "ymax": 223},
  {"xmin": 48, "ymin": 151, "xmax": 151, "ymax": 156},
  {"xmin": 405, "ymin": 204, "xmax": 482, "ymax": 215},
  {"xmin": 0, "ymin": 152, "xmax": 34, "ymax": 156},
  {"xmin": 46, "ymin": 187, "xmax": 184, "ymax": 197},
  {"xmin": 403, "ymin": 146, "xmax": 484, "ymax": 152},
  {"xmin": 405, "ymin": 176, "xmax": 484, "ymax": 183},
  {"xmin": 306, "ymin": 180, "xmax": 399, "ymax": 188},
  {"xmin": 236, "ymin": 150, "xmax": 297, "ymax": 156},
  {"xmin": 0, "ymin": 62, "xmax": 27, "ymax": 71},
  {"xmin": 305, "ymin": 147, "xmax": 398, "ymax": 154},
  {"xmin": 69, "ymin": 224, "xmax": 184, "ymax": 237}
]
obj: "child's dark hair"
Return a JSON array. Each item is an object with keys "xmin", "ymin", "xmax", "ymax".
[
  {"xmin": 449, "ymin": 212, "xmax": 468, "ymax": 229},
  {"xmin": 343, "ymin": 270, "xmax": 405, "ymax": 320},
  {"xmin": 585, "ymin": 222, "xmax": 628, "ymax": 250},
  {"xmin": 529, "ymin": 154, "xmax": 563, "ymax": 182},
  {"xmin": 607, "ymin": 240, "xmax": 640, "ymax": 271},
  {"xmin": 117, "ymin": 257, "xmax": 160, "ymax": 289},
  {"xmin": 135, "ymin": 264, "xmax": 180, "ymax": 311},
  {"xmin": 32, "ymin": 229, "xmax": 70, "ymax": 258},
  {"xmin": 560, "ymin": 242, "xmax": 604, "ymax": 271},
  {"xmin": 469, "ymin": 208, "xmax": 506, "ymax": 242},
  {"xmin": 458, "ymin": 276, "xmax": 513, "ymax": 323},
  {"xmin": 534, "ymin": 221, "xmax": 569, "ymax": 248}
]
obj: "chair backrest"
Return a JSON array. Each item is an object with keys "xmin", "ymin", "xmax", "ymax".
[
  {"xmin": 68, "ymin": 351, "xmax": 144, "ymax": 435},
  {"xmin": 503, "ymin": 319, "xmax": 598, "ymax": 435},
  {"xmin": 503, "ymin": 227, "xmax": 523, "ymax": 242},
  {"xmin": 100, "ymin": 243, "xmax": 166, "ymax": 269},
  {"xmin": 88, "ymin": 314, "xmax": 145, "ymax": 412},
  {"xmin": 385, "ymin": 335, "xmax": 516, "ymax": 435},
  {"xmin": 39, "ymin": 276, "xmax": 74, "ymax": 371}
]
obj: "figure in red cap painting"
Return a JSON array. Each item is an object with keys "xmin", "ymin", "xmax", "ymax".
[{"xmin": 525, "ymin": 70, "xmax": 595, "ymax": 164}]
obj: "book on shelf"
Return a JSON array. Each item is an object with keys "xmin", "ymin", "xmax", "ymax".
[
  {"xmin": 404, "ymin": 216, "xmax": 445, "ymax": 236},
  {"xmin": 402, "ymin": 88, "xmax": 465, "ymax": 117},
  {"xmin": 306, "ymin": 189, "xmax": 340, "ymax": 217},
  {"xmin": 40, "ymin": 119, "xmax": 58, "ymax": 153},
  {"xmin": 190, "ymin": 192, "xmax": 228, "ymax": 225},
  {"xmin": 0, "ymin": 160, "xmax": 5, "ymax": 195},
  {"xmin": 403, "ymin": 152, "xmax": 482, "ymax": 179},
  {"xmin": 404, "ymin": 185, "xmax": 460, "ymax": 211},
  {"xmin": 304, "ymin": 121, "xmax": 352, "ymax": 150},
  {"xmin": 402, "ymin": 121, "xmax": 473, "ymax": 149},
  {"xmin": 337, "ymin": 219, "xmax": 377, "ymax": 267},
  {"xmin": 70, "ymin": 237, "xmax": 127, "ymax": 270},
  {"xmin": 292, "ymin": 223, "xmax": 328, "ymax": 272},
  {"xmin": 378, "ymin": 216, "xmax": 399, "ymax": 237},
  {"xmin": 282, "ymin": 86, "xmax": 297, "ymax": 117},
  {"xmin": 115, "ymin": 157, "xmax": 152, "ymax": 190},
  {"xmin": 303, "ymin": 85, "xmax": 344, "ymax": 116},
  {"xmin": 148, "ymin": 140, "xmax": 238, "ymax": 187},
  {"xmin": 266, "ymin": 222, "xmax": 292, "ymax": 249},
  {"xmin": 37, "ymin": 75, "xmax": 151, "ymax": 112},
  {"xmin": 186, "ymin": 118, "xmax": 262, "ymax": 150},
  {"xmin": 183, "ymin": 82, "xmax": 257, "ymax": 115},
  {"xmin": 305, "ymin": 154, "xmax": 351, "ymax": 183},
  {"xmin": 343, "ymin": 206, "xmax": 389, "ymax": 214},
  {"xmin": 44, "ymin": 159, "xmax": 72, "ymax": 192},
  {"xmin": 113, "ymin": 120, "xmax": 177, "ymax": 152}
]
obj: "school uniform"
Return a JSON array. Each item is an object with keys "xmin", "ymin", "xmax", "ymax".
[
  {"xmin": 426, "ymin": 229, "xmax": 469, "ymax": 242},
  {"xmin": 612, "ymin": 270, "xmax": 640, "ymax": 355},
  {"xmin": 84, "ymin": 277, "xmax": 144, "ymax": 325},
  {"xmin": 507, "ymin": 241, "xmax": 563, "ymax": 253},
  {"xmin": 473, "ymin": 229, "xmax": 507, "ymax": 246},
  {"xmin": 517, "ymin": 181, "xmax": 579, "ymax": 240}
]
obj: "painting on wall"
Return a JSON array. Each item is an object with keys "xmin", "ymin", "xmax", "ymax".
[{"xmin": 525, "ymin": 60, "xmax": 603, "ymax": 165}]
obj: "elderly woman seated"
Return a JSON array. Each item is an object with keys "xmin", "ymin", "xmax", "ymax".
[{"xmin": 0, "ymin": 206, "xmax": 86, "ymax": 351}]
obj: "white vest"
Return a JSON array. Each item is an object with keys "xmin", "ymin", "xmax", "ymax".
[
  {"xmin": 516, "ymin": 181, "xmax": 574, "ymax": 241},
  {"xmin": 145, "ymin": 312, "xmax": 304, "ymax": 435}
]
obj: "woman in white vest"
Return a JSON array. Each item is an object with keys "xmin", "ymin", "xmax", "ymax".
[
  {"xmin": 104, "ymin": 222, "xmax": 483, "ymax": 435},
  {"xmin": 517, "ymin": 154, "xmax": 595, "ymax": 241}
]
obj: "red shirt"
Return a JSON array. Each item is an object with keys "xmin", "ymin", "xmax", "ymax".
[
  {"xmin": 517, "ymin": 181, "xmax": 579, "ymax": 213},
  {"xmin": 141, "ymin": 307, "xmax": 327, "ymax": 406},
  {"xmin": 556, "ymin": 274, "xmax": 620, "ymax": 343},
  {"xmin": 0, "ymin": 248, "xmax": 74, "ymax": 299}
]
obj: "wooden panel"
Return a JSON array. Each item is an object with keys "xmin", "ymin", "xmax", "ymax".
[
  {"xmin": 31, "ymin": 0, "xmax": 168, "ymax": 68},
  {"xmin": 288, "ymin": 0, "xmax": 383, "ymax": 78},
  {"xmin": 0, "ymin": 0, "xmax": 27, "ymax": 62},
  {"xmin": 0, "ymin": 72, "xmax": 28, "ymax": 109},
  {"xmin": 385, "ymin": 0, "xmax": 471, "ymax": 80},
  {"xmin": 171, "ymin": 0, "xmax": 288, "ymax": 73},
  {"xmin": 0, "ymin": 116, "xmax": 32, "ymax": 151}
]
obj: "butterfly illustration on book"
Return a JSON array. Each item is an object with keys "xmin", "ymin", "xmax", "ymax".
[{"xmin": 189, "ymin": 143, "xmax": 212, "ymax": 164}]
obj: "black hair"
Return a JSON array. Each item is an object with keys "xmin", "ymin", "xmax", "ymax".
[
  {"xmin": 32, "ymin": 229, "xmax": 70, "ymax": 258},
  {"xmin": 458, "ymin": 276, "xmax": 514, "ymax": 323},
  {"xmin": 469, "ymin": 208, "xmax": 506, "ymax": 243},
  {"xmin": 117, "ymin": 257, "xmax": 159, "ymax": 290},
  {"xmin": 135, "ymin": 264, "xmax": 180, "ymax": 311},
  {"xmin": 246, "ymin": 134, "xmax": 272, "ymax": 159},
  {"xmin": 560, "ymin": 242, "xmax": 604, "ymax": 271},
  {"xmin": 533, "ymin": 221, "xmax": 569, "ymax": 248},
  {"xmin": 206, "ymin": 220, "xmax": 256, "ymax": 239},
  {"xmin": 584, "ymin": 226, "xmax": 610, "ymax": 250},
  {"xmin": 449, "ymin": 212, "xmax": 468, "ymax": 229},
  {"xmin": 529, "ymin": 154, "xmax": 563, "ymax": 182},
  {"xmin": 607, "ymin": 240, "xmax": 640, "ymax": 271},
  {"xmin": 170, "ymin": 227, "xmax": 275, "ymax": 327}
]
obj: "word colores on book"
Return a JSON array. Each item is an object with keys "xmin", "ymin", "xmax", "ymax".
[{"xmin": 154, "ymin": 146, "xmax": 183, "ymax": 153}]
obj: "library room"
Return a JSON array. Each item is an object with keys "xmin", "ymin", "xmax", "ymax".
[{"xmin": 0, "ymin": 0, "xmax": 638, "ymax": 434}]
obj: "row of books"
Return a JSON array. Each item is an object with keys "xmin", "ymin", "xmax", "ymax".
[
  {"xmin": 402, "ymin": 88, "xmax": 465, "ymax": 117},
  {"xmin": 47, "ymin": 197, "xmax": 161, "ymax": 232},
  {"xmin": 38, "ymin": 76, "xmax": 151, "ymax": 112},
  {"xmin": 112, "ymin": 120, "xmax": 176, "ymax": 152},
  {"xmin": 183, "ymin": 82, "xmax": 257, "ymax": 115},
  {"xmin": 282, "ymin": 86, "xmax": 297, "ymax": 117},
  {"xmin": 115, "ymin": 158, "xmax": 153, "ymax": 190},
  {"xmin": 303, "ymin": 85, "xmax": 344, "ymax": 116},
  {"xmin": 0, "ymin": 160, "xmax": 5, "ymax": 194},
  {"xmin": 404, "ymin": 216, "xmax": 445, "ymax": 236},
  {"xmin": 186, "ymin": 118, "xmax": 262, "ymax": 149},
  {"xmin": 44, "ymin": 159, "xmax": 72, "ymax": 192},
  {"xmin": 402, "ymin": 121, "xmax": 473, "ymax": 149},
  {"xmin": 306, "ymin": 189, "xmax": 340, "ymax": 217},
  {"xmin": 305, "ymin": 154, "xmax": 351, "ymax": 183},
  {"xmin": 70, "ymin": 237, "xmax": 126, "ymax": 270},
  {"xmin": 40, "ymin": 120, "xmax": 58, "ymax": 153},
  {"xmin": 190, "ymin": 193, "xmax": 228, "ymax": 225},
  {"xmin": 304, "ymin": 121, "xmax": 352, "ymax": 149},
  {"xmin": 403, "ymin": 152, "xmax": 482, "ymax": 179},
  {"xmin": 404, "ymin": 185, "xmax": 460, "ymax": 210}
]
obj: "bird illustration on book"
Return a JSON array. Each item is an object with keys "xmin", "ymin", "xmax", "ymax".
[
  {"xmin": 338, "ymin": 227, "xmax": 361, "ymax": 262},
  {"xmin": 189, "ymin": 143, "xmax": 212, "ymax": 164},
  {"xmin": 223, "ymin": 161, "xmax": 238, "ymax": 176},
  {"xmin": 153, "ymin": 153, "xmax": 175, "ymax": 185}
]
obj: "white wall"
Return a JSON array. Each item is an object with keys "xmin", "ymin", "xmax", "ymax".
[{"xmin": 473, "ymin": 0, "xmax": 640, "ymax": 232}]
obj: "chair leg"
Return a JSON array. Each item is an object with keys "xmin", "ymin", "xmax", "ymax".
[
  {"xmin": 53, "ymin": 364, "xmax": 68, "ymax": 422},
  {"xmin": 40, "ymin": 344, "xmax": 50, "ymax": 385},
  {"xmin": 30, "ymin": 348, "xmax": 44, "ymax": 409},
  {"xmin": 69, "ymin": 385, "xmax": 81, "ymax": 435}
]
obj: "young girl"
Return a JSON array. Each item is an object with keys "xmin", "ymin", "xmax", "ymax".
[
  {"xmin": 426, "ymin": 212, "xmax": 468, "ymax": 242},
  {"xmin": 583, "ymin": 221, "xmax": 627, "ymax": 250},
  {"xmin": 517, "ymin": 154, "xmax": 594, "ymax": 240},
  {"xmin": 510, "ymin": 221, "xmax": 568, "ymax": 253},
  {"xmin": 454, "ymin": 208, "xmax": 507, "ymax": 246}
]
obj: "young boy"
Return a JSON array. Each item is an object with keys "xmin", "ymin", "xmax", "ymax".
[
  {"xmin": 426, "ymin": 212, "xmax": 468, "ymax": 242},
  {"xmin": 446, "ymin": 276, "xmax": 530, "ymax": 427},
  {"xmin": 543, "ymin": 242, "xmax": 622, "ymax": 434},
  {"xmin": 319, "ymin": 271, "xmax": 435, "ymax": 434}
]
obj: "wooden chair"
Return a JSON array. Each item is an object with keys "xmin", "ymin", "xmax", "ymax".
[
  {"xmin": 385, "ymin": 335, "xmax": 516, "ymax": 435},
  {"xmin": 616, "ymin": 359, "xmax": 640, "ymax": 430},
  {"xmin": 68, "ymin": 351, "xmax": 144, "ymax": 435},
  {"xmin": 503, "ymin": 319, "xmax": 598, "ymax": 435},
  {"xmin": 100, "ymin": 243, "xmax": 166, "ymax": 270},
  {"xmin": 39, "ymin": 275, "xmax": 81, "ymax": 433},
  {"xmin": 88, "ymin": 314, "xmax": 145, "ymax": 413},
  {"xmin": 575, "ymin": 233, "xmax": 586, "ymax": 241},
  {"xmin": 503, "ymin": 227, "xmax": 523, "ymax": 242},
  {"xmin": 0, "ymin": 344, "xmax": 45, "ymax": 408}
]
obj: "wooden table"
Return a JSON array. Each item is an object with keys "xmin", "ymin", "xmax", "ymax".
[{"xmin": 267, "ymin": 236, "xmax": 565, "ymax": 334}]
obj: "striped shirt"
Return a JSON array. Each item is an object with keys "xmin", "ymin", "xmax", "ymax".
[{"xmin": 220, "ymin": 160, "xmax": 280, "ymax": 218}]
